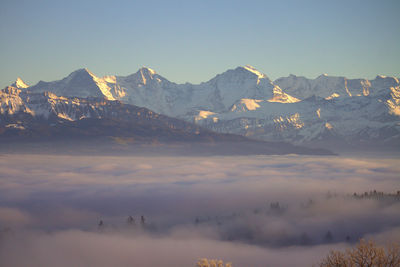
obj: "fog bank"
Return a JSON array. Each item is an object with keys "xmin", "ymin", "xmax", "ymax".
[{"xmin": 0, "ymin": 154, "xmax": 399, "ymax": 266}]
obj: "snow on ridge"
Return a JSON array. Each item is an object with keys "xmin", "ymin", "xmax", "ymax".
[
  {"xmin": 140, "ymin": 66, "xmax": 157, "ymax": 75},
  {"xmin": 268, "ymin": 86, "xmax": 300, "ymax": 103},
  {"xmin": 325, "ymin": 93, "xmax": 340, "ymax": 100},
  {"xmin": 11, "ymin": 77, "xmax": 29, "ymax": 89},
  {"xmin": 275, "ymin": 73, "xmax": 400, "ymax": 100},
  {"xmin": 243, "ymin": 65, "xmax": 267, "ymax": 79},
  {"xmin": 194, "ymin": 110, "xmax": 216, "ymax": 122},
  {"xmin": 231, "ymin": 99, "xmax": 263, "ymax": 112}
]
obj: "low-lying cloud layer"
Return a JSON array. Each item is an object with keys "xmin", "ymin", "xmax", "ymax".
[
  {"xmin": 0, "ymin": 154, "xmax": 399, "ymax": 266},
  {"xmin": 0, "ymin": 229, "xmax": 351, "ymax": 267}
]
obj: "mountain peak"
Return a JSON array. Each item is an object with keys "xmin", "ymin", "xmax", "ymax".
[
  {"xmin": 139, "ymin": 66, "xmax": 156, "ymax": 75},
  {"xmin": 11, "ymin": 77, "xmax": 29, "ymax": 89},
  {"xmin": 241, "ymin": 65, "xmax": 267, "ymax": 79},
  {"xmin": 317, "ymin": 73, "xmax": 329, "ymax": 79},
  {"xmin": 129, "ymin": 67, "xmax": 158, "ymax": 85},
  {"xmin": 69, "ymin": 68, "xmax": 96, "ymax": 78},
  {"xmin": 63, "ymin": 68, "xmax": 100, "ymax": 85}
]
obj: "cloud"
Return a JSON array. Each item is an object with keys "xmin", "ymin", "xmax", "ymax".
[
  {"xmin": 0, "ymin": 229, "xmax": 348, "ymax": 267},
  {"xmin": 0, "ymin": 207, "xmax": 31, "ymax": 227},
  {"xmin": 0, "ymin": 153, "xmax": 399, "ymax": 266}
]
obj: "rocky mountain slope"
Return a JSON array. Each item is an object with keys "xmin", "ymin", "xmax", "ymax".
[
  {"xmin": 5, "ymin": 66, "xmax": 400, "ymax": 150},
  {"xmin": 0, "ymin": 86, "xmax": 332, "ymax": 155},
  {"xmin": 0, "ymin": 85, "xmax": 214, "ymax": 141}
]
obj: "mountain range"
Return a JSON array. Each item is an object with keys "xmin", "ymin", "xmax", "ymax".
[
  {"xmin": 2, "ymin": 65, "xmax": 399, "ymax": 151},
  {"xmin": 0, "ymin": 85, "xmax": 332, "ymax": 156}
]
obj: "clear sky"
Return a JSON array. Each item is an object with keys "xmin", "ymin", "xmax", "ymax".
[{"xmin": 1, "ymin": 0, "xmax": 399, "ymax": 88}]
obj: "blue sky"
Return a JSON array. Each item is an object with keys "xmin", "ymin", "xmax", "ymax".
[{"xmin": 1, "ymin": 0, "xmax": 399, "ymax": 87}]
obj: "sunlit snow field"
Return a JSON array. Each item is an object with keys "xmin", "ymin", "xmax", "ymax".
[{"xmin": 0, "ymin": 154, "xmax": 399, "ymax": 267}]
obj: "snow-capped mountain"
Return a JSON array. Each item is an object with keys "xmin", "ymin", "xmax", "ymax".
[
  {"xmin": 5, "ymin": 66, "xmax": 400, "ymax": 150},
  {"xmin": 0, "ymin": 86, "xmax": 332, "ymax": 155},
  {"xmin": 11, "ymin": 77, "xmax": 29, "ymax": 89},
  {"xmin": 274, "ymin": 74, "xmax": 400, "ymax": 100},
  {"xmin": 194, "ymin": 72, "xmax": 400, "ymax": 149},
  {"xmin": 27, "ymin": 65, "xmax": 298, "ymax": 117},
  {"xmin": 194, "ymin": 95, "xmax": 399, "ymax": 148},
  {"xmin": 0, "ymin": 85, "xmax": 201, "ymax": 136},
  {"xmin": 29, "ymin": 68, "xmax": 115, "ymax": 99}
]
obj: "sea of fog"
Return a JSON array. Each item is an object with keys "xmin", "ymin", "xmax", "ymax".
[{"xmin": 0, "ymin": 154, "xmax": 399, "ymax": 267}]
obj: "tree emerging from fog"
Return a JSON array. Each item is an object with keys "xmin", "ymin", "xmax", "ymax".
[{"xmin": 318, "ymin": 239, "xmax": 400, "ymax": 267}]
